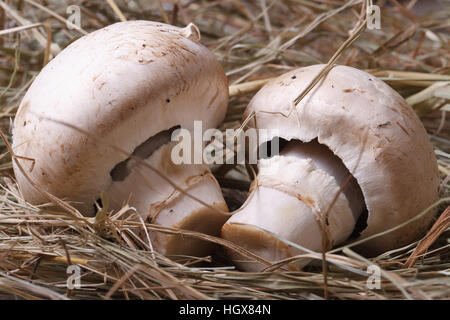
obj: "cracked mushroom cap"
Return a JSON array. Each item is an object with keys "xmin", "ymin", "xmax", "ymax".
[
  {"xmin": 12, "ymin": 20, "xmax": 229, "ymax": 218},
  {"xmin": 224, "ymin": 64, "xmax": 439, "ymax": 257}
]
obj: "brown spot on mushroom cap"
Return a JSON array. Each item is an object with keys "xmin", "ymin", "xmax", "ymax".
[
  {"xmin": 15, "ymin": 101, "xmax": 30, "ymax": 121},
  {"xmin": 396, "ymin": 121, "xmax": 410, "ymax": 136},
  {"xmin": 207, "ymin": 87, "xmax": 220, "ymax": 109},
  {"xmin": 377, "ymin": 121, "xmax": 391, "ymax": 128},
  {"xmin": 343, "ymin": 88, "xmax": 366, "ymax": 93}
]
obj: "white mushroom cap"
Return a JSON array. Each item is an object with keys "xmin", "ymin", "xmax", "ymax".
[
  {"xmin": 222, "ymin": 64, "xmax": 439, "ymax": 269},
  {"xmin": 12, "ymin": 21, "xmax": 230, "ymax": 255}
]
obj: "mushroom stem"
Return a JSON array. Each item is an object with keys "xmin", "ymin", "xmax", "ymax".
[
  {"xmin": 222, "ymin": 140, "xmax": 366, "ymax": 271},
  {"xmin": 107, "ymin": 141, "xmax": 230, "ymax": 257},
  {"xmin": 281, "ymin": 140, "xmax": 365, "ymax": 222},
  {"xmin": 110, "ymin": 126, "xmax": 179, "ymax": 182}
]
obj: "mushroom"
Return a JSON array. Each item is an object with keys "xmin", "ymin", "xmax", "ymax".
[
  {"xmin": 221, "ymin": 64, "xmax": 439, "ymax": 271},
  {"xmin": 12, "ymin": 21, "xmax": 230, "ymax": 257}
]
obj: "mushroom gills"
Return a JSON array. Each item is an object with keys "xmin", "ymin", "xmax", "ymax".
[{"xmin": 222, "ymin": 139, "xmax": 366, "ymax": 271}]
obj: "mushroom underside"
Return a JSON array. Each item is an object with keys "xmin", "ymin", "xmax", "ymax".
[
  {"xmin": 259, "ymin": 137, "xmax": 369, "ymax": 238},
  {"xmin": 105, "ymin": 126, "xmax": 230, "ymax": 256},
  {"xmin": 222, "ymin": 137, "xmax": 370, "ymax": 271}
]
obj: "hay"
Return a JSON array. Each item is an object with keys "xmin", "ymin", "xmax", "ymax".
[{"xmin": 0, "ymin": 0, "xmax": 449, "ymax": 300}]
